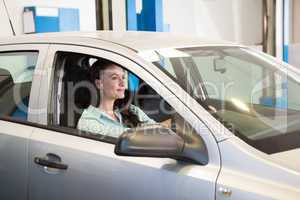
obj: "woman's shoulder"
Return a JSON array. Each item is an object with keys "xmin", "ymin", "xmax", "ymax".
[
  {"xmin": 77, "ymin": 106, "xmax": 105, "ymax": 130},
  {"xmin": 80, "ymin": 105, "xmax": 102, "ymax": 118},
  {"xmin": 77, "ymin": 106, "xmax": 100, "ymax": 125}
]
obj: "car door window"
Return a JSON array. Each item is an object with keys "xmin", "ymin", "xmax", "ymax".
[
  {"xmin": 48, "ymin": 51, "xmax": 208, "ymax": 161},
  {"xmin": 0, "ymin": 51, "xmax": 38, "ymax": 121}
]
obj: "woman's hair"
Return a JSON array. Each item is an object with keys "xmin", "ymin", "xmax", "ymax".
[
  {"xmin": 89, "ymin": 58, "xmax": 141, "ymax": 127},
  {"xmin": 89, "ymin": 59, "xmax": 114, "ymax": 83}
]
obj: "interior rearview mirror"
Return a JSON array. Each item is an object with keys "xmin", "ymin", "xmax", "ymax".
[{"xmin": 214, "ymin": 57, "xmax": 227, "ymax": 73}]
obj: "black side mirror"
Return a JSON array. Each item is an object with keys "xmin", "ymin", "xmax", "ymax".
[
  {"xmin": 115, "ymin": 126, "xmax": 184, "ymax": 158},
  {"xmin": 115, "ymin": 126, "xmax": 208, "ymax": 165}
]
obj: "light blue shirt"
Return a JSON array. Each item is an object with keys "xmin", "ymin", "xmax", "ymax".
[{"xmin": 77, "ymin": 104, "xmax": 155, "ymax": 138}]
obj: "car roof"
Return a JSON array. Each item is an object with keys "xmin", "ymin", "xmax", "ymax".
[{"xmin": 0, "ymin": 31, "xmax": 236, "ymax": 52}]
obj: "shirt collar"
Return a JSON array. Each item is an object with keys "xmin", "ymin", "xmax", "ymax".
[{"xmin": 86, "ymin": 105, "xmax": 122, "ymax": 122}]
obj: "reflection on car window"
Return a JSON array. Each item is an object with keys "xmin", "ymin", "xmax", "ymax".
[
  {"xmin": 0, "ymin": 52, "xmax": 38, "ymax": 121},
  {"xmin": 142, "ymin": 46, "xmax": 300, "ymax": 154}
]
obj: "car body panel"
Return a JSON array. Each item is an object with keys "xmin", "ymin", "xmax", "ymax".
[
  {"xmin": 270, "ymin": 148, "xmax": 300, "ymax": 173},
  {"xmin": 29, "ymin": 127, "xmax": 217, "ymax": 200},
  {"xmin": 0, "ymin": 31, "xmax": 235, "ymax": 52},
  {"xmin": 216, "ymin": 137, "xmax": 300, "ymax": 200},
  {"xmin": 0, "ymin": 120, "xmax": 33, "ymax": 200}
]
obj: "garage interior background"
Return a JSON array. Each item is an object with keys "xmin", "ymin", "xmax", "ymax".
[{"xmin": 0, "ymin": 0, "xmax": 299, "ymax": 68}]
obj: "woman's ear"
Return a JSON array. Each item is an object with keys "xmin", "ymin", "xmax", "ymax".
[{"xmin": 95, "ymin": 79, "xmax": 103, "ymax": 90}]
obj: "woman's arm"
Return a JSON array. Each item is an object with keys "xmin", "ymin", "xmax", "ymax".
[{"xmin": 129, "ymin": 104, "xmax": 156, "ymax": 124}]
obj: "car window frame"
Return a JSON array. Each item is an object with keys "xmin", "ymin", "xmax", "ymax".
[
  {"xmin": 35, "ymin": 43, "xmax": 221, "ymax": 165},
  {"xmin": 46, "ymin": 45, "xmax": 193, "ymax": 137},
  {"xmin": 0, "ymin": 43, "xmax": 49, "ymax": 124}
]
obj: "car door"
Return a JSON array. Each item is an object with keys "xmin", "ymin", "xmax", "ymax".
[
  {"xmin": 28, "ymin": 44, "xmax": 220, "ymax": 200},
  {"xmin": 0, "ymin": 44, "xmax": 48, "ymax": 199}
]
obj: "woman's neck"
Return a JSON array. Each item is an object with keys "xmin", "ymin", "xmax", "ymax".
[{"xmin": 99, "ymin": 98, "xmax": 115, "ymax": 113}]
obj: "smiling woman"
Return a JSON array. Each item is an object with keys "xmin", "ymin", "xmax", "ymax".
[{"xmin": 77, "ymin": 58, "xmax": 156, "ymax": 137}]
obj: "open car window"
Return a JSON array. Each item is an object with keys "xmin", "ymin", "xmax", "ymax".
[
  {"xmin": 49, "ymin": 51, "xmax": 208, "ymax": 157},
  {"xmin": 50, "ymin": 52, "xmax": 177, "ymax": 134}
]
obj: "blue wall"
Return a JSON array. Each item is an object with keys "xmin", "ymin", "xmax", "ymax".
[
  {"xmin": 24, "ymin": 6, "xmax": 79, "ymax": 33},
  {"xmin": 126, "ymin": 0, "xmax": 163, "ymax": 31}
]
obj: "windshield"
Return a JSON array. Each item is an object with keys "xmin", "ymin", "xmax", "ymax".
[{"xmin": 138, "ymin": 46, "xmax": 300, "ymax": 154}]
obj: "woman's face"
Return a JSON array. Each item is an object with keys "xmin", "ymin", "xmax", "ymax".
[{"xmin": 97, "ymin": 64, "xmax": 126, "ymax": 100}]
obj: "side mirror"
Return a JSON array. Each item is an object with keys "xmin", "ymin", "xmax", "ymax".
[
  {"xmin": 115, "ymin": 126, "xmax": 208, "ymax": 165},
  {"xmin": 115, "ymin": 126, "xmax": 184, "ymax": 158}
]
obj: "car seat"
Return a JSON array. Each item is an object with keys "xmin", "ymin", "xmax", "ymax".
[{"xmin": 59, "ymin": 55, "xmax": 92, "ymax": 128}]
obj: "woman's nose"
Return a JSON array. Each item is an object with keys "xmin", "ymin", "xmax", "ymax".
[{"xmin": 119, "ymin": 78, "xmax": 125, "ymax": 86}]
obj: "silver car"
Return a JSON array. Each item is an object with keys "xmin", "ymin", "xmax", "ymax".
[{"xmin": 0, "ymin": 31, "xmax": 299, "ymax": 200}]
